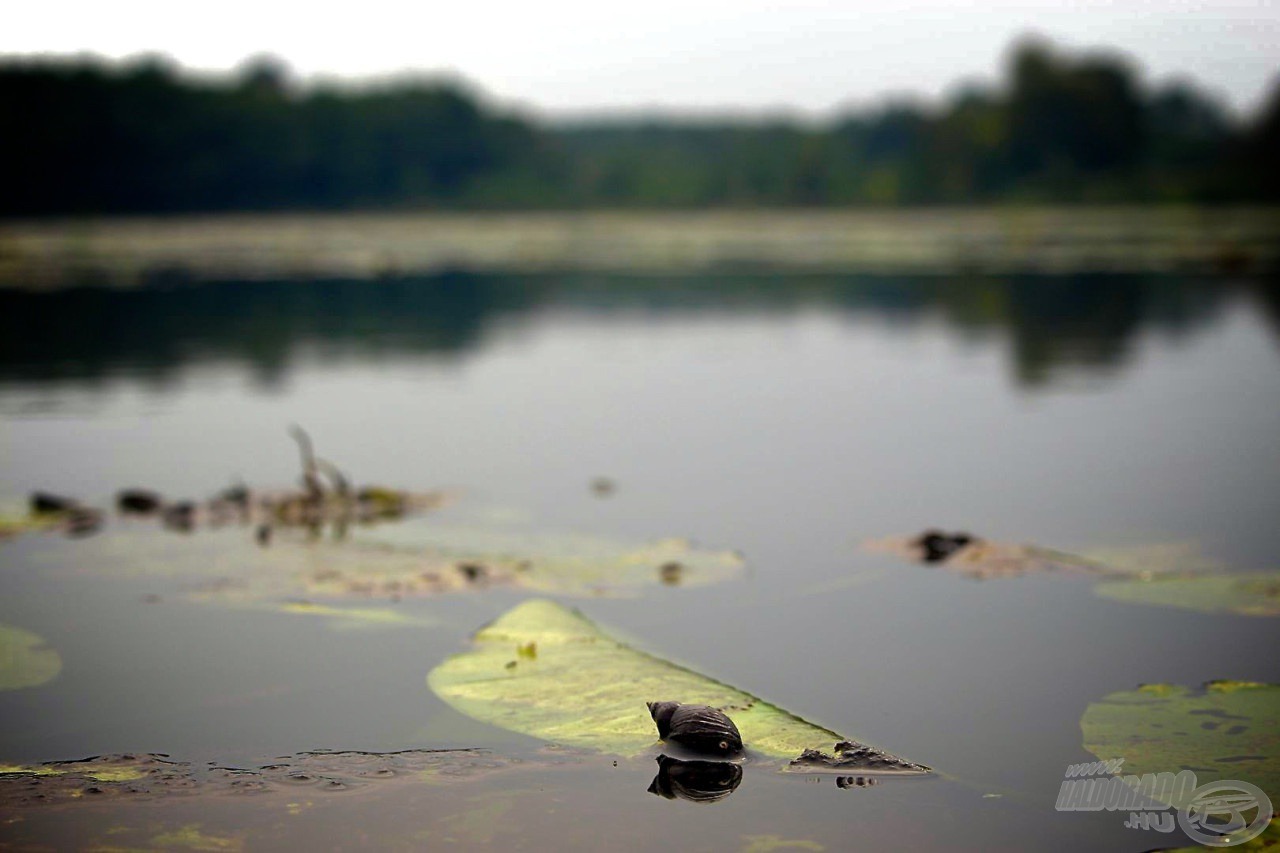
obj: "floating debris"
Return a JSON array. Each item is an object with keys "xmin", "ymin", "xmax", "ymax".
[
  {"xmin": 0, "ymin": 748, "xmax": 554, "ymax": 809},
  {"xmin": 4, "ymin": 429, "xmax": 447, "ymax": 546},
  {"xmin": 117, "ymin": 489, "xmax": 164, "ymax": 515},
  {"xmin": 21, "ymin": 493, "xmax": 104, "ymax": 538},
  {"xmin": 863, "ymin": 531, "xmax": 1225, "ymax": 581},
  {"xmin": 788, "ymin": 741, "xmax": 931, "ymax": 775},
  {"xmin": 30, "ymin": 493, "xmax": 78, "ymax": 515},
  {"xmin": 864, "ymin": 531, "xmax": 1104, "ymax": 579}
]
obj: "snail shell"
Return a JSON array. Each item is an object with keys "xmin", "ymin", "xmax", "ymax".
[{"xmin": 647, "ymin": 701, "xmax": 743, "ymax": 756}]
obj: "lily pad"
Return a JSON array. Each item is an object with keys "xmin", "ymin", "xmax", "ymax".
[
  {"xmin": 1079, "ymin": 542, "xmax": 1226, "ymax": 577},
  {"xmin": 271, "ymin": 601, "xmax": 436, "ymax": 631},
  {"xmin": 303, "ymin": 525, "xmax": 745, "ymax": 599},
  {"xmin": 86, "ymin": 522, "xmax": 744, "ymax": 606},
  {"xmin": 1081, "ymin": 681, "xmax": 1280, "ymax": 802},
  {"xmin": 1093, "ymin": 573, "xmax": 1280, "ymax": 617},
  {"xmin": 1150, "ymin": 817, "xmax": 1280, "ymax": 852},
  {"xmin": 0, "ymin": 623, "xmax": 62, "ymax": 691},
  {"xmin": 428, "ymin": 599, "xmax": 929, "ymax": 772}
]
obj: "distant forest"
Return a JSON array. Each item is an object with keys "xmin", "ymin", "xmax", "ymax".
[{"xmin": 2, "ymin": 39, "xmax": 1277, "ymax": 215}]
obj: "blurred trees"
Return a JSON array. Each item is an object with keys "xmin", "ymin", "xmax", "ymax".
[
  {"xmin": 0, "ymin": 56, "xmax": 541, "ymax": 214},
  {"xmin": 1, "ymin": 40, "xmax": 1276, "ymax": 215}
]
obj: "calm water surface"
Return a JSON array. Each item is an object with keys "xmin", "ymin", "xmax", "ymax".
[{"xmin": 1, "ymin": 275, "xmax": 1278, "ymax": 850}]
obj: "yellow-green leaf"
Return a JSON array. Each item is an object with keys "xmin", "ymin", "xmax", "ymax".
[
  {"xmin": 428, "ymin": 599, "xmax": 929, "ymax": 770},
  {"xmin": 0, "ymin": 623, "xmax": 63, "ymax": 691}
]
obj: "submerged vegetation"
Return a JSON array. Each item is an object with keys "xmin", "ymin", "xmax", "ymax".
[{"xmin": 1, "ymin": 38, "xmax": 1278, "ymax": 216}]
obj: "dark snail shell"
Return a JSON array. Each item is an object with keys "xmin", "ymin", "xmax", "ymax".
[
  {"xmin": 647, "ymin": 701, "xmax": 743, "ymax": 756},
  {"xmin": 648, "ymin": 755, "xmax": 743, "ymax": 803}
]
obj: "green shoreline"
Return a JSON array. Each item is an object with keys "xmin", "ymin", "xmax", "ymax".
[{"xmin": 2, "ymin": 207, "xmax": 1278, "ymax": 287}]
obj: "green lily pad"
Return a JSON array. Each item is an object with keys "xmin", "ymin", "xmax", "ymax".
[
  {"xmin": 0, "ymin": 623, "xmax": 62, "ymax": 691},
  {"xmin": 428, "ymin": 599, "xmax": 929, "ymax": 771},
  {"xmin": 1081, "ymin": 681, "xmax": 1280, "ymax": 803},
  {"xmin": 1093, "ymin": 573, "xmax": 1280, "ymax": 617},
  {"xmin": 1150, "ymin": 817, "xmax": 1280, "ymax": 852}
]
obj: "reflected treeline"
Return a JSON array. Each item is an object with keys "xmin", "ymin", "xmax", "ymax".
[{"xmin": 0, "ymin": 275, "xmax": 1272, "ymax": 390}]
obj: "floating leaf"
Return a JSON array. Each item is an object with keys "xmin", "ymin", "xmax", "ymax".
[
  {"xmin": 271, "ymin": 601, "xmax": 435, "ymax": 631},
  {"xmin": 1081, "ymin": 681, "xmax": 1280, "ymax": 803},
  {"xmin": 307, "ymin": 525, "xmax": 745, "ymax": 599},
  {"xmin": 428, "ymin": 599, "xmax": 929, "ymax": 771},
  {"xmin": 1147, "ymin": 817, "xmax": 1279, "ymax": 852},
  {"xmin": 0, "ymin": 623, "xmax": 62, "ymax": 691},
  {"xmin": 85, "ymin": 522, "xmax": 744, "ymax": 606},
  {"xmin": 1093, "ymin": 573, "xmax": 1280, "ymax": 617},
  {"xmin": 1079, "ymin": 542, "xmax": 1226, "ymax": 577}
]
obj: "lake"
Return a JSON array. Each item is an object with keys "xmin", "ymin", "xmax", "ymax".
[{"xmin": 1, "ymin": 272, "xmax": 1278, "ymax": 850}]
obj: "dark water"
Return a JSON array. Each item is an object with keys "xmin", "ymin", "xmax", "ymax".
[{"xmin": 1, "ymin": 274, "xmax": 1279, "ymax": 850}]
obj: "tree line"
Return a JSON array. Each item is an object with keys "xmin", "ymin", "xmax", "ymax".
[{"xmin": 1, "ymin": 40, "xmax": 1277, "ymax": 215}]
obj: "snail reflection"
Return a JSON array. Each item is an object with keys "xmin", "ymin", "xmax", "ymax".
[
  {"xmin": 647, "ymin": 755, "xmax": 743, "ymax": 804},
  {"xmin": 836, "ymin": 775, "xmax": 877, "ymax": 789}
]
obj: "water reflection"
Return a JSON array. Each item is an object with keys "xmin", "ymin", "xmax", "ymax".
[
  {"xmin": 0, "ymin": 274, "xmax": 1273, "ymax": 390},
  {"xmin": 647, "ymin": 755, "xmax": 743, "ymax": 804}
]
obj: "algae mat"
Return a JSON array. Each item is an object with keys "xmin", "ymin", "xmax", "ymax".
[{"xmin": 429, "ymin": 599, "xmax": 929, "ymax": 770}]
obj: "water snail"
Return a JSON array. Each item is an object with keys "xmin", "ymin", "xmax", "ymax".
[{"xmin": 647, "ymin": 701, "xmax": 743, "ymax": 757}]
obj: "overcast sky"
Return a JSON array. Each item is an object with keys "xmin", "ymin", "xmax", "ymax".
[{"xmin": 5, "ymin": 0, "xmax": 1277, "ymax": 116}]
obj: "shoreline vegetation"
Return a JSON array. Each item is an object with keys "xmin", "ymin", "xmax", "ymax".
[
  {"xmin": 2, "ymin": 39, "xmax": 1277, "ymax": 220},
  {"xmin": 1, "ymin": 207, "xmax": 1278, "ymax": 287}
]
